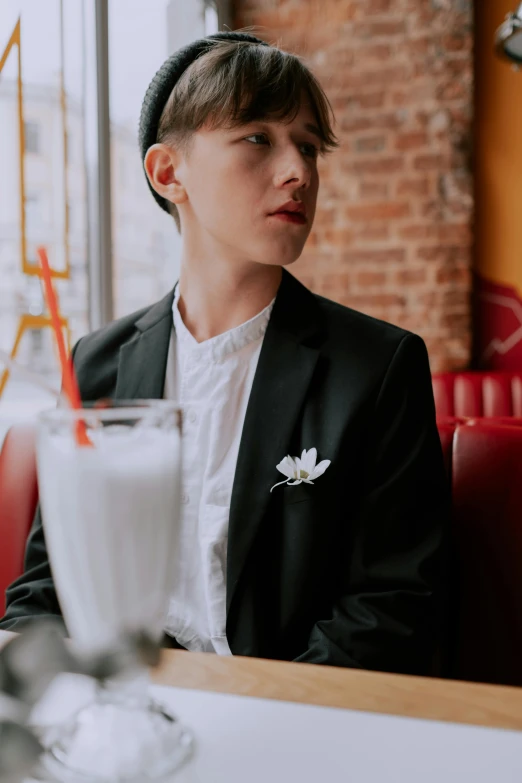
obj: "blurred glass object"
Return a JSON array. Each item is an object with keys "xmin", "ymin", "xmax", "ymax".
[
  {"xmin": 0, "ymin": 721, "xmax": 42, "ymax": 783},
  {"xmin": 0, "ymin": 620, "xmax": 165, "ymax": 782}
]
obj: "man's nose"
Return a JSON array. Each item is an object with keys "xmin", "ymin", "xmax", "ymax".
[{"xmin": 274, "ymin": 148, "xmax": 312, "ymax": 190}]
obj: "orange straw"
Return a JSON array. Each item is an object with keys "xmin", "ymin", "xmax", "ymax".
[{"xmin": 37, "ymin": 247, "xmax": 92, "ymax": 447}]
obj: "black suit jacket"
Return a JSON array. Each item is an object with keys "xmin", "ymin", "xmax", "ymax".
[{"xmin": 1, "ymin": 271, "xmax": 449, "ymax": 674}]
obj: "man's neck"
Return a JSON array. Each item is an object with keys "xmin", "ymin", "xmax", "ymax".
[{"xmin": 176, "ymin": 259, "xmax": 282, "ymax": 344}]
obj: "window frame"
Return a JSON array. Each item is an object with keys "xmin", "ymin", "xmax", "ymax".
[
  {"xmin": 83, "ymin": 0, "xmax": 114, "ymax": 331},
  {"xmin": 86, "ymin": 0, "xmax": 232, "ymax": 332}
]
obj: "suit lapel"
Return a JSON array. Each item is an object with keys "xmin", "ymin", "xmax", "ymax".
[
  {"xmin": 226, "ymin": 271, "xmax": 325, "ymax": 618},
  {"xmin": 114, "ymin": 289, "xmax": 175, "ymax": 400}
]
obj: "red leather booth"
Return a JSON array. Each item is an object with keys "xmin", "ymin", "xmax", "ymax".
[
  {"xmin": 449, "ymin": 421, "xmax": 522, "ymax": 687},
  {"xmin": 2, "ymin": 419, "xmax": 522, "ymax": 687},
  {"xmin": 433, "ymin": 371, "xmax": 522, "ymax": 418},
  {"xmin": 0, "ymin": 425, "xmax": 38, "ymax": 617}
]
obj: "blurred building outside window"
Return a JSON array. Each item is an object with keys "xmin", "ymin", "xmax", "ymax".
[
  {"xmin": 24, "ymin": 120, "xmax": 40, "ymax": 154},
  {"xmin": 108, "ymin": 0, "xmax": 219, "ymax": 318},
  {"xmin": 0, "ymin": 0, "xmax": 219, "ymax": 445},
  {"xmin": 0, "ymin": 0, "xmax": 87, "ymax": 444}
]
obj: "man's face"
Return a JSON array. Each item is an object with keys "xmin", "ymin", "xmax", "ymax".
[{"xmin": 177, "ymin": 99, "xmax": 320, "ymax": 267}]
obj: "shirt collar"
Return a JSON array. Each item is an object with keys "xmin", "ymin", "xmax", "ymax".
[{"xmin": 172, "ymin": 284, "xmax": 275, "ymax": 362}]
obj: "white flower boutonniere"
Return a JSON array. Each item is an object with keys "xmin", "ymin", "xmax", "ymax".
[{"xmin": 270, "ymin": 448, "xmax": 331, "ymax": 493}]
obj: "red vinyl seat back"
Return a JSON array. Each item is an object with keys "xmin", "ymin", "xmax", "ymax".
[
  {"xmin": 433, "ymin": 372, "xmax": 522, "ymax": 418},
  {"xmin": 0, "ymin": 425, "xmax": 38, "ymax": 615},
  {"xmin": 450, "ymin": 421, "xmax": 522, "ymax": 686}
]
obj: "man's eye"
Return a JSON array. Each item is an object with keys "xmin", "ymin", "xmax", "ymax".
[
  {"xmin": 245, "ymin": 134, "xmax": 269, "ymax": 145},
  {"xmin": 301, "ymin": 143, "xmax": 319, "ymax": 159},
  {"xmin": 244, "ymin": 135, "xmax": 318, "ymax": 158}
]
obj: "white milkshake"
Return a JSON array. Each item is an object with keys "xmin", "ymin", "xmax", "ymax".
[
  {"xmin": 36, "ymin": 410, "xmax": 181, "ymax": 652},
  {"xmin": 34, "ymin": 404, "xmax": 193, "ymax": 782}
]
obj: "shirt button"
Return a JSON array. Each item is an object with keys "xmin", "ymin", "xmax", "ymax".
[
  {"xmin": 181, "ymin": 493, "xmax": 190, "ymax": 505},
  {"xmin": 187, "ymin": 409, "xmax": 197, "ymax": 424}
]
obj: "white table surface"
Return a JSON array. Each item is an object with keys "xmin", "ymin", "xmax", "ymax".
[{"xmin": 25, "ymin": 674, "xmax": 522, "ymax": 783}]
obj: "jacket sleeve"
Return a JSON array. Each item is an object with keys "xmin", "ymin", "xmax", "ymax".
[{"xmin": 294, "ymin": 334, "xmax": 450, "ymax": 675}]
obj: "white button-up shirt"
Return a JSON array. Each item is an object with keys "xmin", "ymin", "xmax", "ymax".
[{"xmin": 163, "ymin": 287, "xmax": 275, "ymax": 654}]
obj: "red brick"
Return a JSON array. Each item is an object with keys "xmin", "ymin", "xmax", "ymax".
[
  {"xmin": 352, "ymin": 20, "xmax": 407, "ymax": 38},
  {"xmin": 394, "ymin": 268, "xmax": 428, "ymax": 285},
  {"xmin": 436, "ymin": 80, "xmax": 470, "ymax": 102},
  {"xmin": 349, "ymin": 156, "xmax": 404, "ymax": 175},
  {"xmin": 399, "ymin": 223, "xmax": 471, "ymax": 242},
  {"xmin": 395, "ymin": 131, "xmax": 429, "ymax": 151},
  {"xmin": 352, "ymin": 223, "xmax": 391, "ymax": 242},
  {"xmin": 340, "ymin": 65, "xmax": 411, "ymax": 90},
  {"xmin": 365, "ymin": 0, "xmax": 392, "ymax": 13},
  {"xmin": 417, "ymin": 245, "xmax": 469, "ymax": 263},
  {"xmin": 441, "ymin": 290, "xmax": 469, "ymax": 308},
  {"xmin": 321, "ymin": 273, "xmax": 352, "ymax": 290},
  {"xmin": 398, "ymin": 223, "xmax": 433, "ymax": 240},
  {"xmin": 440, "ymin": 312, "xmax": 470, "ymax": 331},
  {"xmin": 355, "ymin": 44, "xmax": 393, "ymax": 61},
  {"xmin": 341, "ymin": 113, "xmax": 404, "ymax": 133},
  {"xmin": 341, "ymin": 248, "xmax": 406, "ymax": 264},
  {"xmin": 359, "ymin": 180, "xmax": 390, "ymax": 199},
  {"xmin": 413, "ymin": 154, "xmax": 452, "ymax": 171},
  {"xmin": 356, "ymin": 271, "xmax": 388, "ymax": 287},
  {"xmin": 441, "ymin": 55, "xmax": 472, "ymax": 78},
  {"xmin": 395, "ymin": 178, "xmax": 431, "ymax": 197},
  {"xmin": 349, "ymin": 293, "xmax": 407, "ymax": 309},
  {"xmin": 403, "ymin": 36, "xmax": 434, "ymax": 58},
  {"xmin": 346, "ymin": 91, "xmax": 386, "ymax": 109},
  {"xmin": 441, "ymin": 34, "xmax": 472, "ymax": 53},
  {"xmin": 317, "ymin": 228, "xmax": 356, "ymax": 246},
  {"xmin": 355, "ymin": 135, "xmax": 387, "ymax": 153},
  {"xmin": 435, "ymin": 266, "xmax": 471, "ymax": 285},
  {"xmin": 346, "ymin": 201, "xmax": 411, "ymax": 221}
]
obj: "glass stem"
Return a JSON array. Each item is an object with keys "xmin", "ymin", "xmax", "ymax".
[{"xmin": 96, "ymin": 667, "xmax": 150, "ymax": 710}]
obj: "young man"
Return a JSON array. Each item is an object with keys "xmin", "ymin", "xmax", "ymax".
[{"xmin": 0, "ymin": 31, "xmax": 449, "ymax": 675}]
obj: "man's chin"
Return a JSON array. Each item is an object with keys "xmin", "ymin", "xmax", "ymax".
[{"xmin": 253, "ymin": 247, "xmax": 304, "ymax": 268}]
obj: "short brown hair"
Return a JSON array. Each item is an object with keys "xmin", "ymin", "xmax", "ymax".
[{"xmin": 157, "ymin": 37, "xmax": 338, "ymax": 231}]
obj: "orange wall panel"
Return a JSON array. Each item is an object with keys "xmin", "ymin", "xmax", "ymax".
[{"xmin": 475, "ymin": 0, "xmax": 522, "ymax": 368}]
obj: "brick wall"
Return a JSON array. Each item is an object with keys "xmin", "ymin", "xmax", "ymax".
[{"xmin": 233, "ymin": 0, "xmax": 473, "ymax": 371}]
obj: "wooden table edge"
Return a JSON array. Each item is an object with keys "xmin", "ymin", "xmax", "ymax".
[
  {"xmin": 1, "ymin": 630, "xmax": 521, "ymax": 731},
  {"xmin": 153, "ymin": 649, "xmax": 522, "ymax": 732}
]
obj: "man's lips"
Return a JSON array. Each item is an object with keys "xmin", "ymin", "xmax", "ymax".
[
  {"xmin": 270, "ymin": 211, "xmax": 307, "ymax": 225},
  {"xmin": 269, "ymin": 200, "xmax": 307, "ymax": 224}
]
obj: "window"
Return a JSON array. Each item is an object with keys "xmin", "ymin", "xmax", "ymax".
[
  {"xmin": 25, "ymin": 193, "xmax": 42, "ymax": 232},
  {"xmin": 0, "ymin": 1, "xmax": 89, "ymax": 444},
  {"xmin": 24, "ymin": 120, "xmax": 40, "ymax": 154},
  {"xmin": 1, "ymin": 0, "xmax": 223, "ymax": 443},
  {"xmin": 109, "ymin": 0, "xmax": 218, "ymax": 318},
  {"xmin": 108, "ymin": 0, "xmax": 186, "ymax": 317},
  {"xmin": 67, "ymin": 132, "xmax": 74, "ymax": 164},
  {"xmin": 204, "ymin": 2, "xmax": 218, "ymax": 34},
  {"xmin": 119, "ymin": 156, "xmax": 126, "ymax": 187}
]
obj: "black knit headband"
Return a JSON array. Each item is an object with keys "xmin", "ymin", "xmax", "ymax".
[{"xmin": 138, "ymin": 31, "xmax": 269, "ymax": 214}]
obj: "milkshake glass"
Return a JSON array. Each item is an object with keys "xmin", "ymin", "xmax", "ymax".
[{"xmin": 33, "ymin": 401, "xmax": 193, "ymax": 781}]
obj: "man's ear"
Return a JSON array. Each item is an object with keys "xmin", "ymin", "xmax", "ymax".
[{"xmin": 144, "ymin": 143, "xmax": 188, "ymax": 206}]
